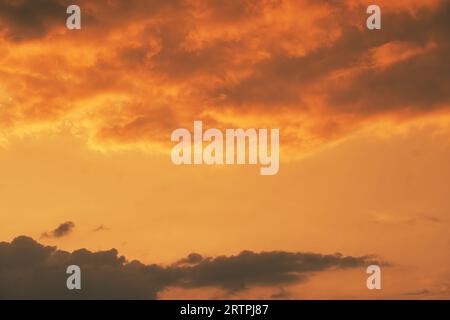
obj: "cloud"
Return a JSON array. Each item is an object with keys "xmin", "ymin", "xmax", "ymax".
[
  {"xmin": 41, "ymin": 221, "xmax": 75, "ymax": 238},
  {"xmin": 174, "ymin": 252, "xmax": 204, "ymax": 266},
  {"xmin": 401, "ymin": 284, "xmax": 450, "ymax": 298},
  {"xmin": 270, "ymin": 287, "xmax": 292, "ymax": 299},
  {"xmin": 402, "ymin": 289, "xmax": 431, "ymax": 296},
  {"xmin": 212, "ymin": 1, "xmax": 450, "ymax": 112},
  {"xmin": 0, "ymin": 0, "xmax": 448, "ymax": 155},
  {"xmin": 91, "ymin": 224, "xmax": 110, "ymax": 232},
  {"xmin": 0, "ymin": 0, "xmax": 67, "ymax": 41},
  {"xmin": 0, "ymin": 236, "xmax": 378, "ymax": 299}
]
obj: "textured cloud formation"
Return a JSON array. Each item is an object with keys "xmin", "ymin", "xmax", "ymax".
[
  {"xmin": 0, "ymin": 236, "xmax": 376, "ymax": 299},
  {"xmin": 0, "ymin": 0, "xmax": 448, "ymax": 154}
]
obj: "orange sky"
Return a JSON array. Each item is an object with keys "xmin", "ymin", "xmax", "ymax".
[{"xmin": 0, "ymin": 0, "xmax": 449, "ymax": 299}]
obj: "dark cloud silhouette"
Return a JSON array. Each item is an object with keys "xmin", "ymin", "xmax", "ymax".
[
  {"xmin": 0, "ymin": 236, "xmax": 378, "ymax": 299},
  {"xmin": 270, "ymin": 287, "xmax": 292, "ymax": 299},
  {"xmin": 0, "ymin": 0, "xmax": 67, "ymax": 41},
  {"xmin": 41, "ymin": 221, "xmax": 75, "ymax": 238},
  {"xmin": 173, "ymin": 250, "xmax": 376, "ymax": 292}
]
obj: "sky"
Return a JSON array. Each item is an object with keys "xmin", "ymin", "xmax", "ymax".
[{"xmin": 0, "ymin": 0, "xmax": 449, "ymax": 299}]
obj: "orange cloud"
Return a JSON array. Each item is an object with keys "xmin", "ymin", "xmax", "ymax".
[{"xmin": 0, "ymin": 0, "xmax": 448, "ymax": 155}]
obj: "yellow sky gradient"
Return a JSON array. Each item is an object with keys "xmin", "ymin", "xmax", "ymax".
[{"xmin": 1, "ymin": 116, "xmax": 449, "ymax": 298}]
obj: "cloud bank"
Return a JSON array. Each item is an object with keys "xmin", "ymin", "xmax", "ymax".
[
  {"xmin": 0, "ymin": 236, "xmax": 377, "ymax": 299},
  {"xmin": 0, "ymin": 0, "xmax": 448, "ymax": 154}
]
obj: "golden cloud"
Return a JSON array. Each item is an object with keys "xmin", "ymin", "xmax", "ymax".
[{"xmin": 0, "ymin": 0, "xmax": 448, "ymax": 155}]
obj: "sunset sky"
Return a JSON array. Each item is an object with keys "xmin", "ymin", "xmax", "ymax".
[{"xmin": 0, "ymin": 0, "xmax": 449, "ymax": 299}]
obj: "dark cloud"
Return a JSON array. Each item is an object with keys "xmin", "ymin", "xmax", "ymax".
[
  {"xmin": 174, "ymin": 252, "xmax": 204, "ymax": 266},
  {"xmin": 0, "ymin": 236, "xmax": 378, "ymax": 299},
  {"xmin": 0, "ymin": 0, "xmax": 68, "ymax": 41},
  {"xmin": 174, "ymin": 250, "xmax": 376, "ymax": 292},
  {"xmin": 214, "ymin": 1, "xmax": 450, "ymax": 114},
  {"xmin": 41, "ymin": 221, "xmax": 75, "ymax": 238},
  {"xmin": 1, "ymin": 0, "xmax": 447, "ymax": 151},
  {"xmin": 370, "ymin": 213, "xmax": 444, "ymax": 226}
]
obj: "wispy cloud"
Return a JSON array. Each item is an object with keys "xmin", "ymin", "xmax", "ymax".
[{"xmin": 91, "ymin": 224, "xmax": 110, "ymax": 232}]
